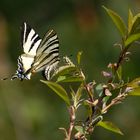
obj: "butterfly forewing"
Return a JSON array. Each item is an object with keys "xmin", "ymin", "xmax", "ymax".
[
  {"xmin": 22, "ymin": 22, "xmax": 42, "ymax": 56},
  {"xmin": 11, "ymin": 23, "xmax": 42, "ymax": 80}
]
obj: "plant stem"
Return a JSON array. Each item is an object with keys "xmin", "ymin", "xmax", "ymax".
[
  {"xmin": 66, "ymin": 106, "xmax": 76, "ymax": 140},
  {"xmin": 101, "ymin": 92, "xmax": 128, "ymax": 114}
]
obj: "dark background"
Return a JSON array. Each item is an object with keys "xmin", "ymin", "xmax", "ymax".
[{"xmin": 0, "ymin": 0, "xmax": 140, "ymax": 140}]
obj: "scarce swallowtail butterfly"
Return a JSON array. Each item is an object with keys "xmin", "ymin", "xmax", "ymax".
[{"xmin": 8, "ymin": 22, "xmax": 59, "ymax": 81}]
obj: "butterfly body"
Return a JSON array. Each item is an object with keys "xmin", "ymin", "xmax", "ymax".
[{"xmin": 10, "ymin": 22, "xmax": 59, "ymax": 81}]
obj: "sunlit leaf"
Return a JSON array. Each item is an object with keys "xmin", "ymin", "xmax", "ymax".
[
  {"xmin": 130, "ymin": 13, "xmax": 140, "ymax": 34},
  {"xmin": 128, "ymin": 87, "xmax": 140, "ymax": 96},
  {"xmin": 52, "ymin": 65, "xmax": 76, "ymax": 79},
  {"xmin": 116, "ymin": 66, "xmax": 122, "ymax": 80},
  {"xmin": 56, "ymin": 76, "xmax": 67, "ymax": 82},
  {"xmin": 95, "ymin": 84, "xmax": 103, "ymax": 96},
  {"xmin": 70, "ymin": 87, "xmax": 75, "ymax": 101},
  {"xmin": 103, "ymin": 6, "xmax": 126, "ymax": 37},
  {"xmin": 127, "ymin": 77, "xmax": 140, "ymax": 89},
  {"xmin": 128, "ymin": 9, "xmax": 133, "ymax": 34},
  {"xmin": 125, "ymin": 33, "xmax": 140, "ymax": 47},
  {"xmin": 57, "ymin": 76, "xmax": 84, "ymax": 83},
  {"xmin": 72, "ymin": 86, "xmax": 83, "ymax": 109},
  {"xmin": 40, "ymin": 80, "xmax": 70, "ymax": 105},
  {"xmin": 77, "ymin": 51, "xmax": 83, "ymax": 65},
  {"xmin": 75, "ymin": 86, "xmax": 83, "ymax": 102},
  {"xmin": 126, "ymin": 78, "xmax": 140, "ymax": 95},
  {"xmin": 51, "ymin": 56, "xmax": 76, "ymax": 79},
  {"xmin": 97, "ymin": 121, "xmax": 123, "ymax": 135},
  {"xmin": 75, "ymin": 126, "xmax": 84, "ymax": 134},
  {"xmin": 103, "ymin": 96, "xmax": 110, "ymax": 104}
]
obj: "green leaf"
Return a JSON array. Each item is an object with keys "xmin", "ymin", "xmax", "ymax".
[
  {"xmin": 40, "ymin": 80, "xmax": 70, "ymax": 105},
  {"xmin": 130, "ymin": 14, "xmax": 140, "ymax": 34},
  {"xmin": 52, "ymin": 65, "xmax": 76, "ymax": 79},
  {"xmin": 95, "ymin": 84, "xmax": 103, "ymax": 96},
  {"xmin": 128, "ymin": 87, "xmax": 140, "ymax": 96},
  {"xmin": 57, "ymin": 76, "xmax": 84, "ymax": 83},
  {"xmin": 103, "ymin": 6, "xmax": 126, "ymax": 37},
  {"xmin": 77, "ymin": 51, "xmax": 83, "ymax": 65},
  {"xmin": 97, "ymin": 121, "xmax": 123, "ymax": 135},
  {"xmin": 128, "ymin": 9, "xmax": 133, "ymax": 34},
  {"xmin": 116, "ymin": 65, "xmax": 122, "ymax": 80},
  {"xmin": 125, "ymin": 77, "xmax": 140, "ymax": 95},
  {"xmin": 57, "ymin": 76, "xmax": 67, "ymax": 82},
  {"xmin": 127, "ymin": 77, "xmax": 140, "ymax": 89},
  {"xmin": 75, "ymin": 126, "xmax": 84, "ymax": 134},
  {"xmin": 75, "ymin": 86, "xmax": 83, "ymax": 102},
  {"xmin": 72, "ymin": 86, "xmax": 83, "ymax": 109},
  {"xmin": 102, "ymin": 96, "xmax": 110, "ymax": 104},
  {"xmin": 125, "ymin": 33, "xmax": 140, "ymax": 47}
]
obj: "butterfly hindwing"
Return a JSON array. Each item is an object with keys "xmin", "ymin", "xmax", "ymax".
[
  {"xmin": 31, "ymin": 30, "xmax": 60, "ymax": 80},
  {"xmin": 36, "ymin": 29, "xmax": 59, "ymax": 55}
]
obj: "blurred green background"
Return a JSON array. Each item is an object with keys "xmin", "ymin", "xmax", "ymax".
[{"xmin": 0, "ymin": 0, "xmax": 140, "ymax": 140}]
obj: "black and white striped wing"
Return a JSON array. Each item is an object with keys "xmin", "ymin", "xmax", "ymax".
[
  {"xmin": 11, "ymin": 22, "xmax": 42, "ymax": 80},
  {"xmin": 32, "ymin": 29, "xmax": 60, "ymax": 80},
  {"xmin": 22, "ymin": 22, "xmax": 42, "ymax": 56}
]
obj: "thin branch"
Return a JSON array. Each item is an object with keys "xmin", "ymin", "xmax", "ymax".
[
  {"xmin": 65, "ymin": 106, "xmax": 76, "ymax": 140},
  {"xmin": 101, "ymin": 92, "xmax": 128, "ymax": 114}
]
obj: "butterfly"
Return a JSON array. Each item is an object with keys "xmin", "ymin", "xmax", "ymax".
[{"xmin": 6, "ymin": 22, "xmax": 60, "ymax": 81}]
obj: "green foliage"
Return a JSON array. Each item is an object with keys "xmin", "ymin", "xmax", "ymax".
[
  {"xmin": 128, "ymin": 88, "xmax": 140, "ymax": 96},
  {"xmin": 116, "ymin": 65, "xmax": 122, "ymax": 80},
  {"xmin": 129, "ymin": 13, "xmax": 140, "ymax": 34},
  {"xmin": 104, "ymin": 6, "xmax": 140, "ymax": 49},
  {"xmin": 126, "ymin": 77, "xmax": 140, "ymax": 96},
  {"xmin": 1, "ymin": 0, "xmax": 140, "ymax": 139},
  {"xmin": 3, "ymin": 6, "xmax": 140, "ymax": 140},
  {"xmin": 127, "ymin": 77, "xmax": 140, "ymax": 88},
  {"xmin": 74, "ymin": 126, "xmax": 84, "ymax": 135},
  {"xmin": 70, "ymin": 86, "xmax": 83, "ymax": 109},
  {"xmin": 57, "ymin": 76, "xmax": 83, "ymax": 83},
  {"xmin": 39, "ymin": 7, "xmax": 140, "ymax": 140},
  {"xmin": 40, "ymin": 80, "xmax": 70, "ymax": 106},
  {"xmin": 103, "ymin": 6, "xmax": 127, "ymax": 37},
  {"xmin": 128, "ymin": 9, "xmax": 134, "ymax": 33},
  {"xmin": 97, "ymin": 121, "xmax": 123, "ymax": 135},
  {"xmin": 125, "ymin": 33, "xmax": 140, "ymax": 46}
]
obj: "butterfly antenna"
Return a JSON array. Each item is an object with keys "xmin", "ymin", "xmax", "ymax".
[
  {"xmin": 10, "ymin": 73, "xmax": 19, "ymax": 80},
  {"xmin": 1, "ymin": 77, "xmax": 9, "ymax": 80}
]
